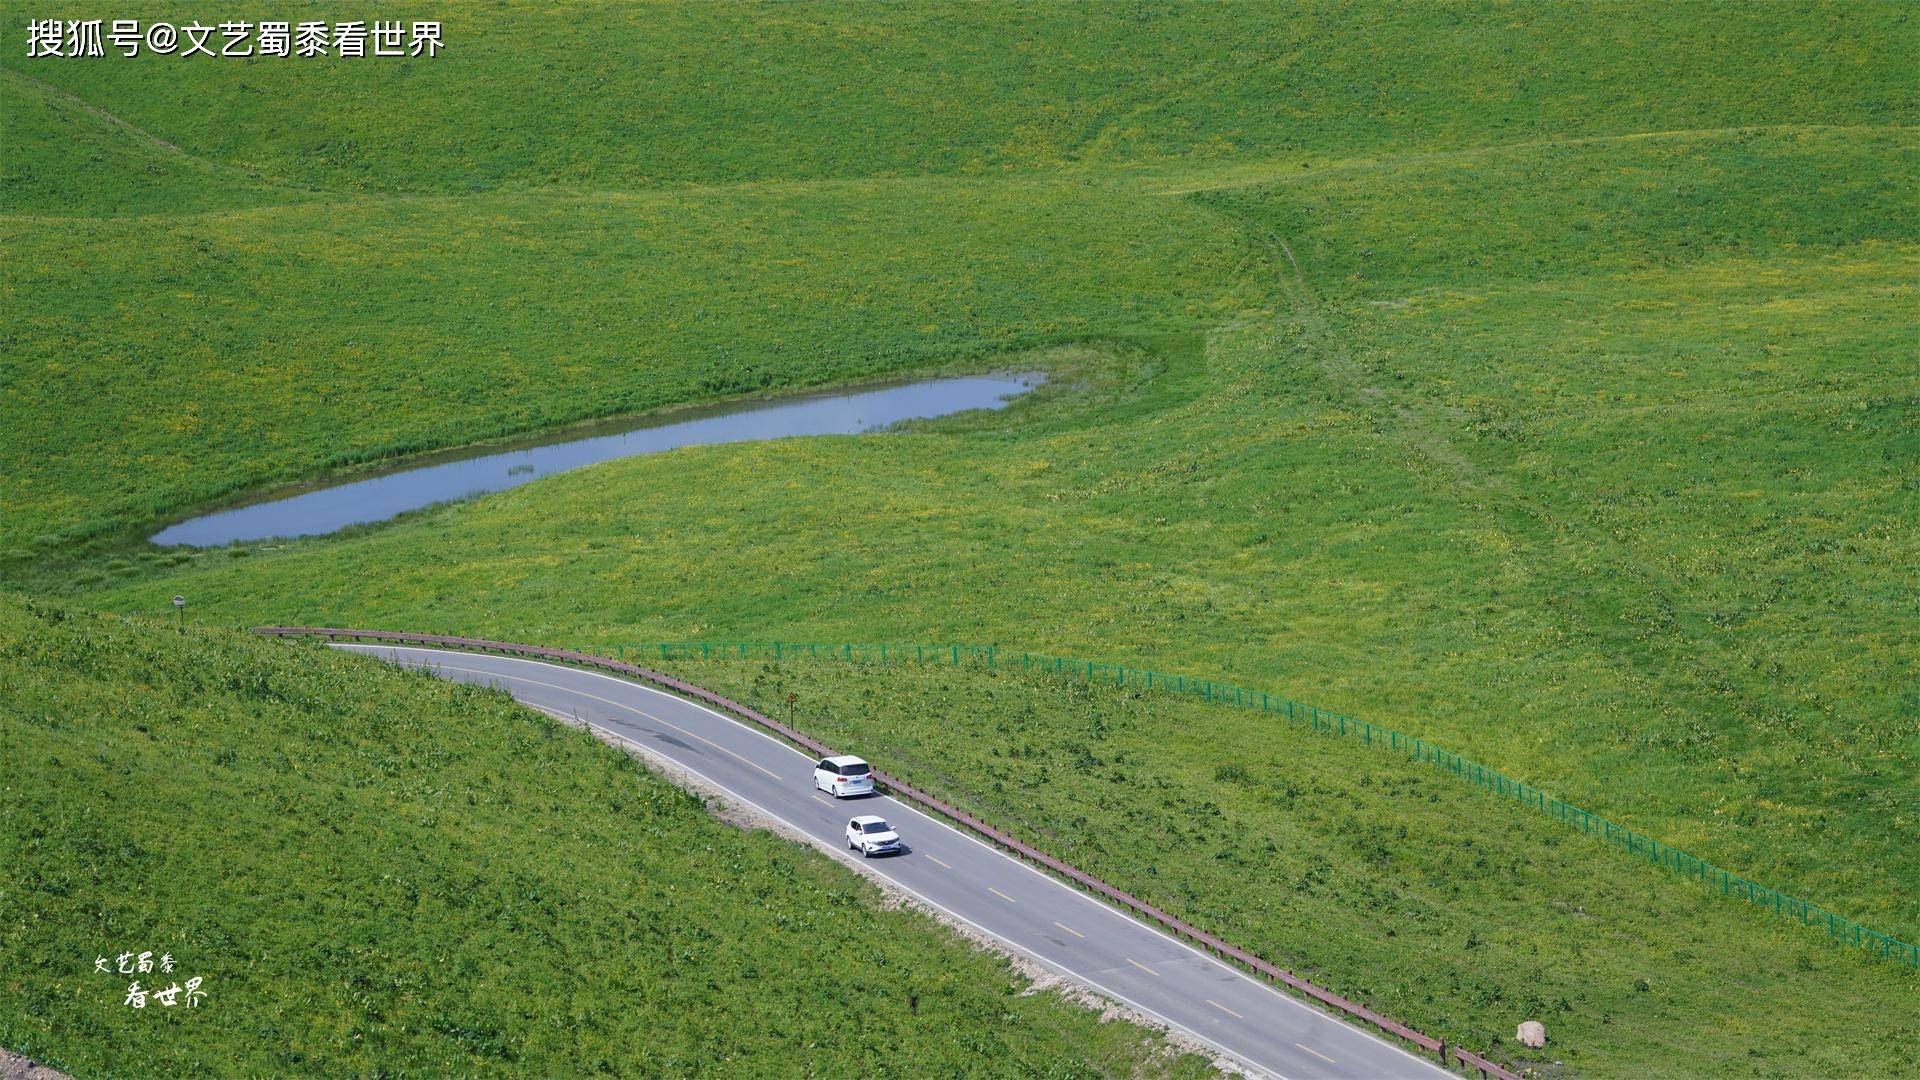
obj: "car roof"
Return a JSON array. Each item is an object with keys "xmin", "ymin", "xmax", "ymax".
[
  {"xmin": 825, "ymin": 754, "xmax": 868, "ymax": 766},
  {"xmin": 851, "ymin": 814, "xmax": 889, "ymax": 825}
]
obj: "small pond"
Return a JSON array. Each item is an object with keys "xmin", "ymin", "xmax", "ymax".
[{"xmin": 150, "ymin": 372, "xmax": 1044, "ymax": 547}]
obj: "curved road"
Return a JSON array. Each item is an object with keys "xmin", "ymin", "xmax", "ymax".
[{"xmin": 340, "ymin": 644, "xmax": 1451, "ymax": 1080}]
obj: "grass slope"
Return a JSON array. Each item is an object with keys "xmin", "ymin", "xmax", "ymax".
[
  {"xmin": 644, "ymin": 653, "xmax": 1920, "ymax": 1077},
  {"xmin": 3, "ymin": 3, "xmax": 1914, "ymax": 552},
  {"xmin": 0, "ymin": 596, "xmax": 1211, "ymax": 1077},
  {"xmin": 70, "ymin": 131, "xmax": 1920, "ymax": 947},
  {"xmin": 9, "ymin": 3, "xmax": 1909, "ymax": 202},
  {"xmin": 6, "ymin": 4, "xmax": 1917, "ymax": 1076},
  {"xmin": 0, "ymin": 173, "xmax": 1255, "ymax": 551}
]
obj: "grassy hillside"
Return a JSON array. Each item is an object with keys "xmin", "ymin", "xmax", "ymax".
[
  {"xmin": 3, "ymin": 3, "xmax": 1914, "ymax": 553},
  {"xmin": 0, "ymin": 596, "xmax": 1212, "ymax": 1077},
  {"xmin": 67, "ymin": 132, "xmax": 1920, "ymax": 942},
  {"xmin": 9, "ymin": 3, "xmax": 1909, "ymax": 203},
  {"xmin": 6, "ymin": 3, "xmax": 1916, "ymax": 1076},
  {"xmin": 0, "ymin": 173, "xmax": 1253, "ymax": 549},
  {"xmin": 643, "ymin": 652, "xmax": 1919, "ymax": 1077}
]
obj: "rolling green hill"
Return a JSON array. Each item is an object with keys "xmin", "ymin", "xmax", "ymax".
[
  {"xmin": 4, "ymin": 2, "xmax": 1916, "ymax": 1076},
  {"xmin": 10, "ymin": 3, "xmax": 1909, "ymax": 204},
  {"xmin": 3, "ymin": 2, "xmax": 1914, "ymax": 553},
  {"xmin": 63, "ymin": 130, "xmax": 1920, "ymax": 948},
  {"xmin": 0, "ymin": 597, "xmax": 1212, "ymax": 1076}
]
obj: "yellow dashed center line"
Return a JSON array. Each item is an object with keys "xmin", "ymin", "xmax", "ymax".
[
  {"xmin": 925, "ymin": 855, "xmax": 953, "ymax": 869},
  {"xmin": 1053, "ymin": 921, "xmax": 1084, "ymax": 938},
  {"xmin": 1205, "ymin": 999, "xmax": 1243, "ymax": 1019},
  {"xmin": 1296, "ymin": 1043, "xmax": 1336, "ymax": 1064},
  {"xmin": 1126, "ymin": 957, "xmax": 1160, "ymax": 977},
  {"xmin": 988, "ymin": 887, "xmax": 1018, "ymax": 903}
]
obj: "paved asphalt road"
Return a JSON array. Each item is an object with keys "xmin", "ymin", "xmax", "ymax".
[{"xmin": 339, "ymin": 644, "xmax": 1452, "ymax": 1080}]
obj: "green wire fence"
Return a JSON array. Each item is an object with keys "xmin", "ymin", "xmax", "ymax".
[{"xmin": 605, "ymin": 638, "xmax": 1918, "ymax": 970}]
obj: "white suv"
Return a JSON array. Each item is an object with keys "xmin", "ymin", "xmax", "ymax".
[
  {"xmin": 813, "ymin": 755, "xmax": 875, "ymax": 797},
  {"xmin": 846, "ymin": 815, "xmax": 901, "ymax": 857}
]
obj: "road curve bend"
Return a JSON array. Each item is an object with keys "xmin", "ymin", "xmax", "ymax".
[{"xmin": 339, "ymin": 643, "xmax": 1453, "ymax": 1080}]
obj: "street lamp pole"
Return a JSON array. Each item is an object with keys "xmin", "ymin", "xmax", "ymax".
[{"xmin": 172, "ymin": 595, "xmax": 185, "ymax": 633}]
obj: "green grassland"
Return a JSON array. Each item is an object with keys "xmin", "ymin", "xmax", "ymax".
[
  {"xmin": 3, "ymin": 2, "xmax": 1915, "ymax": 552},
  {"xmin": 65, "ymin": 130, "xmax": 1920, "ymax": 935},
  {"xmin": 11, "ymin": 3, "xmax": 1909, "ymax": 203},
  {"xmin": 641, "ymin": 651, "xmax": 1920, "ymax": 1077},
  {"xmin": 1, "ymin": 170, "xmax": 1255, "ymax": 550},
  {"xmin": 0, "ymin": 597, "xmax": 1214, "ymax": 1077},
  {"xmin": 5, "ymin": 2, "xmax": 1917, "ymax": 1076}
]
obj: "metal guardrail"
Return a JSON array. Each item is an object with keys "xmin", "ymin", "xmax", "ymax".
[
  {"xmin": 609, "ymin": 639, "xmax": 1920, "ymax": 972},
  {"xmin": 256, "ymin": 626, "xmax": 1523, "ymax": 1080}
]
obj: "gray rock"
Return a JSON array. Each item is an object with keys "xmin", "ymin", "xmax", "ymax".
[{"xmin": 1, "ymin": 1049, "xmax": 74, "ymax": 1080}]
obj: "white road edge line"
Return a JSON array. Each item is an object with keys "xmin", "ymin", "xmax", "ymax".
[
  {"xmin": 343, "ymin": 644, "xmax": 1444, "ymax": 1076},
  {"xmin": 517, "ymin": 698, "xmax": 1291, "ymax": 1080}
]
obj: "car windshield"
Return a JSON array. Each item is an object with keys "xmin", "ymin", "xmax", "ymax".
[
  {"xmin": 839, "ymin": 762, "xmax": 870, "ymax": 775},
  {"xmin": 861, "ymin": 821, "xmax": 891, "ymax": 833}
]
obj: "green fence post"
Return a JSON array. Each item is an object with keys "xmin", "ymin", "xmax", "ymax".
[
  {"xmin": 952, "ymin": 645, "xmax": 960, "ymax": 666},
  {"xmin": 988, "ymin": 646, "xmax": 995, "ymax": 669}
]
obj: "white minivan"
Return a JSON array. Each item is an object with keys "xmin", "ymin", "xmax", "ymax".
[{"xmin": 813, "ymin": 755, "xmax": 875, "ymax": 797}]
